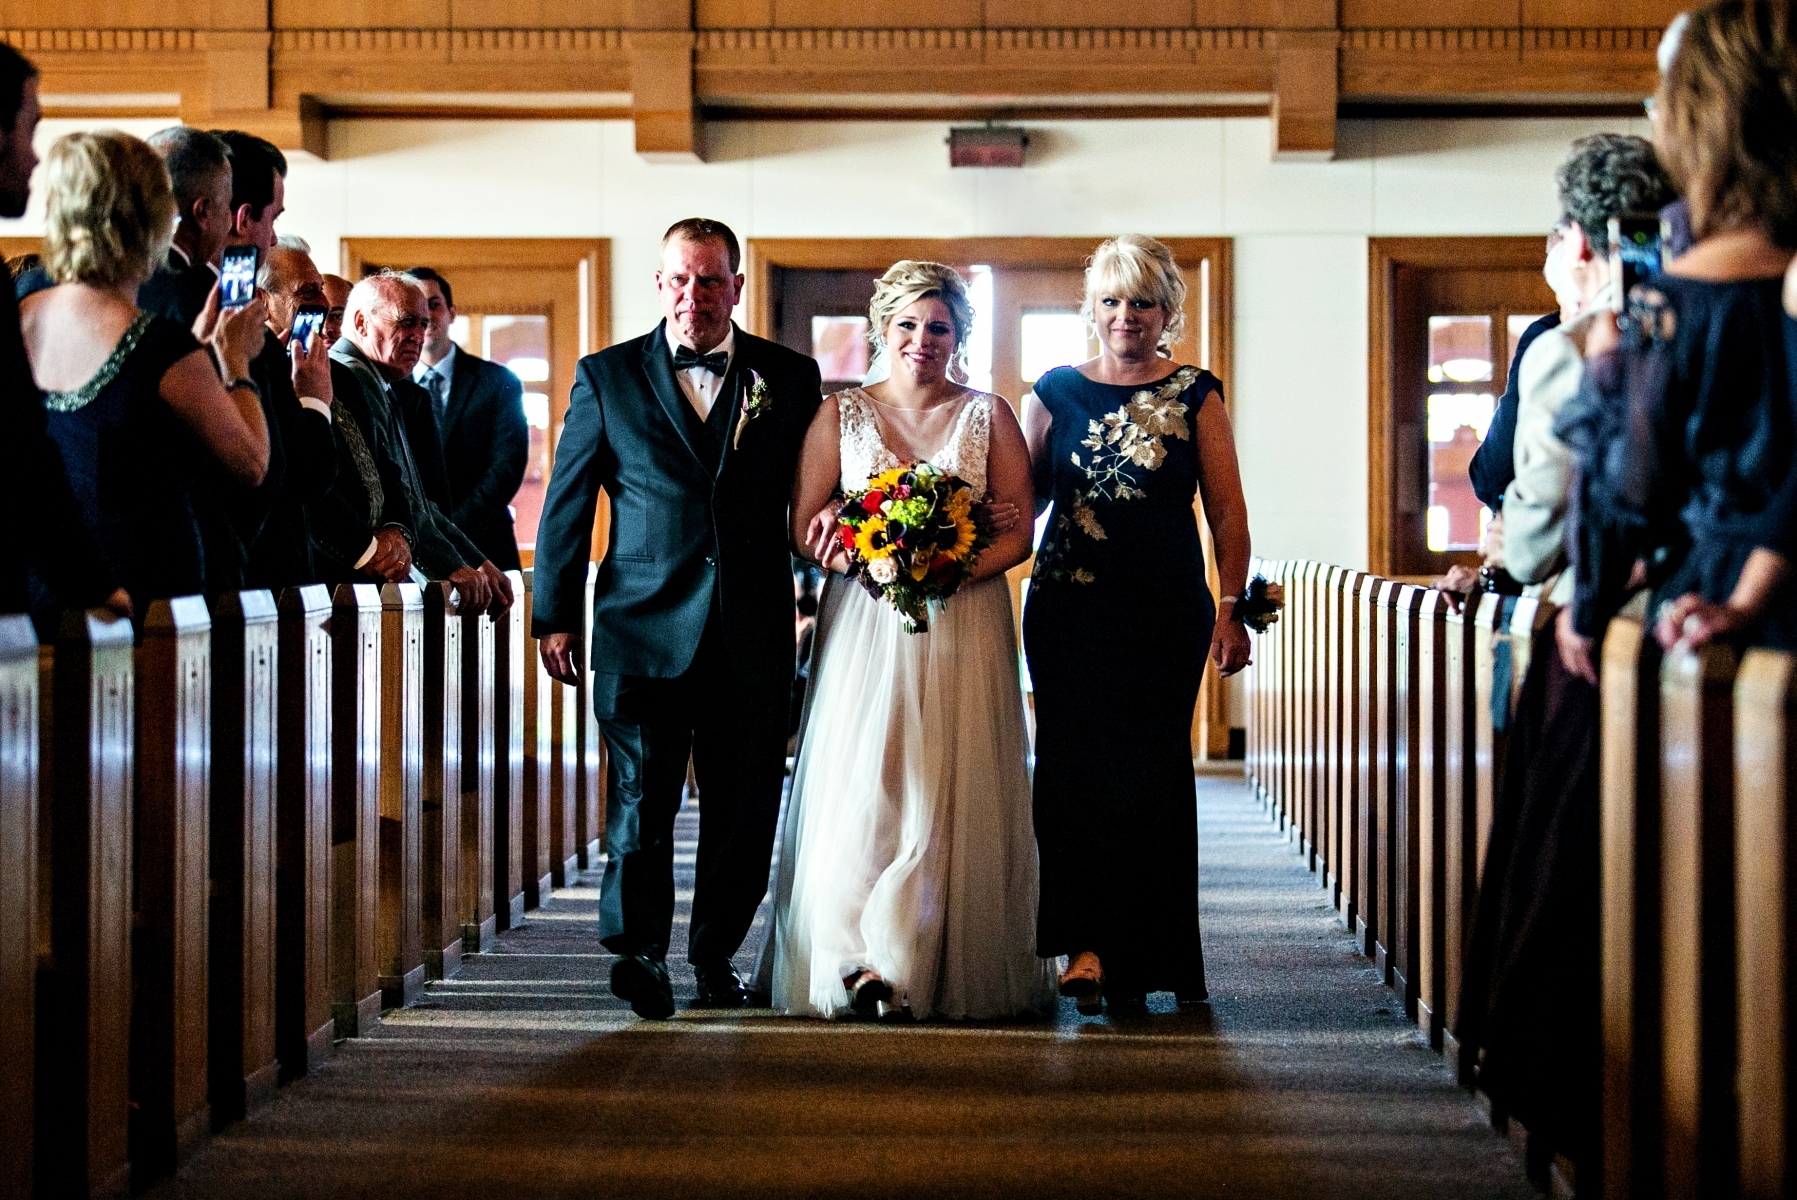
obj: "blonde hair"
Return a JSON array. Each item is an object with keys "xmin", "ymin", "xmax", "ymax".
[
  {"xmin": 43, "ymin": 131, "xmax": 176, "ymax": 288},
  {"xmin": 1082, "ymin": 234, "xmax": 1187, "ymax": 350},
  {"xmin": 868, "ymin": 260, "xmax": 976, "ymax": 382}
]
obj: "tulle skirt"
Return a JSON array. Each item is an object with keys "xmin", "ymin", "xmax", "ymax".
[{"xmin": 764, "ymin": 572, "xmax": 1056, "ymax": 1020}]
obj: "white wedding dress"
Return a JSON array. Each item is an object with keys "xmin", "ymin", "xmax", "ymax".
[{"xmin": 762, "ymin": 387, "xmax": 1056, "ymax": 1020}]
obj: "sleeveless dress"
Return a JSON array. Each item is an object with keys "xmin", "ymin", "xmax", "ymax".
[
  {"xmin": 765, "ymin": 387, "xmax": 1056, "ymax": 1020},
  {"xmin": 1023, "ymin": 364, "xmax": 1220, "ymax": 998},
  {"xmin": 40, "ymin": 311, "xmax": 207, "ymax": 611}
]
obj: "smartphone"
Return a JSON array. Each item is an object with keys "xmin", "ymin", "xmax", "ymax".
[
  {"xmin": 291, "ymin": 303, "xmax": 327, "ymax": 353},
  {"xmin": 1608, "ymin": 214, "xmax": 1666, "ymax": 312},
  {"xmin": 219, "ymin": 244, "xmax": 259, "ymax": 309}
]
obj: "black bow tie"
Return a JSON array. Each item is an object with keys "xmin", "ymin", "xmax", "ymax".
[{"xmin": 673, "ymin": 344, "xmax": 730, "ymax": 374}]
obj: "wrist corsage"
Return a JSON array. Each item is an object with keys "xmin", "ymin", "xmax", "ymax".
[{"xmin": 1232, "ymin": 576, "xmax": 1285, "ymax": 633}]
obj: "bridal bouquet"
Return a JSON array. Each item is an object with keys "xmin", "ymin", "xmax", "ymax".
[{"xmin": 836, "ymin": 464, "xmax": 989, "ymax": 633}]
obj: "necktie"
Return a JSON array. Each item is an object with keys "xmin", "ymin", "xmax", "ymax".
[
  {"xmin": 426, "ymin": 368, "xmax": 448, "ymax": 424},
  {"xmin": 673, "ymin": 344, "xmax": 730, "ymax": 374}
]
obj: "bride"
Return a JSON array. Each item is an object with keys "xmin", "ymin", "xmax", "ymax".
[{"xmin": 762, "ymin": 261, "xmax": 1055, "ymax": 1020}]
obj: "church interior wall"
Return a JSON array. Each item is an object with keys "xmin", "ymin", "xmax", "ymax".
[{"xmin": 6, "ymin": 112, "xmax": 1649, "ymax": 570}]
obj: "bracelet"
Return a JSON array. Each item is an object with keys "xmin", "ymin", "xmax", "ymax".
[{"xmin": 225, "ymin": 377, "xmax": 260, "ymax": 397}]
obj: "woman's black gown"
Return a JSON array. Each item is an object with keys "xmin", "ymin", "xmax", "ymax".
[
  {"xmin": 1023, "ymin": 364, "xmax": 1220, "ymax": 998},
  {"xmin": 39, "ymin": 312, "xmax": 207, "ymax": 615}
]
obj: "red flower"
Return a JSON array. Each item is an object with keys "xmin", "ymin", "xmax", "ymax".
[
  {"xmin": 864, "ymin": 490, "xmax": 885, "ymax": 510},
  {"xmin": 838, "ymin": 527, "xmax": 856, "ymax": 549}
]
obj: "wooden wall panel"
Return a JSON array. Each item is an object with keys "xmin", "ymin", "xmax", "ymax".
[
  {"xmin": 0, "ymin": 615, "xmax": 35, "ymax": 1200},
  {"xmin": 271, "ymin": 0, "xmax": 449, "ymax": 28},
  {"xmin": 1342, "ymin": 0, "xmax": 1509, "ymax": 24},
  {"xmin": 770, "ymin": 0, "xmax": 982, "ymax": 27},
  {"xmin": 1522, "ymin": 0, "xmax": 1685, "ymax": 26},
  {"xmin": 987, "ymin": 1, "xmax": 1201, "ymax": 27},
  {"xmin": 12, "ymin": 1, "xmax": 210, "ymax": 28},
  {"xmin": 449, "ymin": 0, "xmax": 628, "ymax": 24},
  {"xmin": 697, "ymin": 0, "xmax": 772, "ymax": 24}
]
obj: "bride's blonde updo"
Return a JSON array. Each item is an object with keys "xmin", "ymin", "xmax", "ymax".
[
  {"xmin": 868, "ymin": 260, "xmax": 976, "ymax": 382},
  {"xmin": 1082, "ymin": 234, "xmax": 1187, "ymax": 351}
]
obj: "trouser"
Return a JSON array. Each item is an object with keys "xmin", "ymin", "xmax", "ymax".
[{"xmin": 592, "ymin": 622, "xmax": 789, "ymax": 965}]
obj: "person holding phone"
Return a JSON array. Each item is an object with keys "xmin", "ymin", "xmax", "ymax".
[
  {"xmin": 138, "ymin": 126, "xmax": 233, "ymax": 330},
  {"xmin": 236, "ymin": 238, "xmax": 339, "ymax": 591},
  {"xmin": 20, "ymin": 130, "xmax": 269, "ymax": 614}
]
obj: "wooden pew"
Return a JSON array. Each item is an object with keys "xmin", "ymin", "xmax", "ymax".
[
  {"xmin": 579, "ymin": 561, "xmax": 604, "ymax": 870},
  {"xmin": 1294, "ymin": 561, "xmax": 1315, "ymax": 859},
  {"xmin": 1320, "ymin": 566, "xmax": 1345, "ymax": 908},
  {"xmin": 460, "ymin": 608, "xmax": 496, "ymax": 951},
  {"xmin": 1390, "ymin": 584, "xmax": 1423, "ymax": 1016},
  {"xmin": 0, "ymin": 615, "xmax": 37, "ymax": 1200},
  {"xmin": 275, "ymin": 586, "xmax": 333, "ymax": 1077},
  {"xmin": 1440, "ymin": 586, "xmax": 1477, "ymax": 1060},
  {"xmin": 330, "ymin": 584, "xmax": 382, "ymax": 1037},
  {"xmin": 1599, "ymin": 607, "xmax": 1664, "ymax": 1200},
  {"xmin": 1339, "ymin": 568, "xmax": 1367, "ymax": 932},
  {"xmin": 378, "ymin": 583, "xmax": 425, "ymax": 1008},
  {"xmin": 132, "ymin": 596, "xmax": 212, "ymax": 1179},
  {"xmin": 421, "ymin": 582, "xmax": 463, "ymax": 980},
  {"xmin": 522, "ymin": 570, "xmax": 553, "ymax": 908},
  {"xmin": 494, "ymin": 572, "xmax": 526, "ymax": 929},
  {"xmin": 550, "ymin": 649, "xmax": 578, "ymax": 888},
  {"xmin": 1245, "ymin": 556, "xmax": 1263, "ymax": 801},
  {"xmin": 1354, "ymin": 575, "xmax": 1386, "ymax": 959},
  {"xmin": 1415, "ymin": 588, "xmax": 1451, "ymax": 1049},
  {"xmin": 1734, "ymin": 648, "xmax": 1795, "ymax": 1200},
  {"xmin": 1660, "ymin": 642, "xmax": 1741, "ymax": 1200},
  {"xmin": 37, "ymin": 608, "xmax": 135, "ymax": 1199},
  {"xmin": 208, "ymin": 590, "xmax": 280, "ymax": 1126}
]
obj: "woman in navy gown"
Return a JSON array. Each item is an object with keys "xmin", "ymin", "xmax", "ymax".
[
  {"xmin": 20, "ymin": 130, "xmax": 275, "ymax": 618},
  {"xmin": 1023, "ymin": 235, "xmax": 1253, "ymax": 1013}
]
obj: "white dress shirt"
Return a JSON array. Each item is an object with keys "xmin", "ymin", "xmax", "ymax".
[{"xmin": 666, "ymin": 324, "xmax": 735, "ymax": 419}]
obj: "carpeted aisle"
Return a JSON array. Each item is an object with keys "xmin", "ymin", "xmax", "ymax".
[{"xmin": 148, "ymin": 776, "xmax": 1536, "ymax": 1199}]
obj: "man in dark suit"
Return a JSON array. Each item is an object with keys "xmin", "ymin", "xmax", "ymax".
[
  {"xmin": 138, "ymin": 126, "xmax": 233, "ymax": 327},
  {"xmin": 0, "ymin": 45, "xmax": 126, "ymax": 632},
  {"xmin": 533, "ymin": 219, "xmax": 823, "ymax": 1019},
  {"xmin": 406, "ymin": 267, "xmax": 529, "ymax": 571},
  {"xmin": 241, "ymin": 239, "xmax": 339, "ymax": 591}
]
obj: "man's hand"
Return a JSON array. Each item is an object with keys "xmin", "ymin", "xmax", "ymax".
[
  {"xmin": 100, "ymin": 588, "xmax": 133, "ymax": 621},
  {"xmin": 805, "ymin": 502, "xmax": 849, "ymax": 573},
  {"xmin": 212, "ymin": 292, "xmax": 269, "ymax": 382},
  {"xmin": 290, "ymin": 327, "xmax": 333, "ymax": 404},
  {"xmin": 1211, "ymin": 616, "xmax": 1252, "ymax": 676},
  {"xmin": 1655, "ymin": 593, "xmax": 1748, "ymax": 652},
  {"xmin": 540, "ymin": 631, "xmax": 581, "ymax": 685},
  {"xmin": 448, "ymin": 564, "xmax": 491, "ymax": 614},
  {"xmin": 1432, "ymin": 564, "xmax": 1480, "ymax": 612},
  {"xmin": 1480, "ymin": 511, "xmax": 1506, "ymax": 570},
  {"xmin": 973, "ymin": 501, "xmax": 1022, "ymax": 538},
  {"xmin": 1557, "ymin": 607, "xmax": 1598, "ymax": 684},
  {"xmin": 363, "ymin": 527, "xmax": 412, "ymax": 582},
  {"xmin": 478, "ymin": 560, "xmax": 513, "ymax": 616}
]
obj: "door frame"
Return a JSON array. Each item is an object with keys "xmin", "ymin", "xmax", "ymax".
[
  {"xmin": 1367, "ymin": 236, "xmax": 1554, "ymax": 580},
  {"xmin": 747, "ymin": 236, "xmax": 1237, "ymax": 760}
]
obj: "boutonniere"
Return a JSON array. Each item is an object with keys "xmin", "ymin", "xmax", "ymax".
[{"xmin": 732, "ymin": 369, "xmax": 773, "ymax": 449}]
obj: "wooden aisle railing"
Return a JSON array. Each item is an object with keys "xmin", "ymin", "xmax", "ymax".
[
  {"xmin": 1246, "ymin": 558, "xmax": 1797, "ymax": 1200},
  {"xmin": 2, "ymin": 569, "xmax": 609, "ymax": 1196}
]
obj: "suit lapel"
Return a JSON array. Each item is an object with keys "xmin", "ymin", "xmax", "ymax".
[
  {"xmin": 641, "ymin": 322, "xmax": 705, "ymax": 468},
  {"xmin": 713, "ymin": 334, "xmax": 751, "ymax": 478}
]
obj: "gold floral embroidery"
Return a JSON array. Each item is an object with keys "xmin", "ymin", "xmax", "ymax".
[{"xmin": 1034, "ymin": 366, "xmax": 1199, "ymax": 586}]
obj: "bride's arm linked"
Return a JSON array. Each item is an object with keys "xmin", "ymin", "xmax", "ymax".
[
  {"xmin": 1021, "ymin": 390, "xmax": 1054, "ymax": 516},
  {"xmin": 969, "ymin": 398, "xmax": 1036, "ymax": 583},
  {"xmin": 791, "ymin": 395, "xmax": 851, "ymax": 573}
]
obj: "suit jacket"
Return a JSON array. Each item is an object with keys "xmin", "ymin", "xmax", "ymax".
[
  {"xmin": 136, "ymin": 249, "xmax": 215, "ymax": 329},
  {"xmin": 531, "ymin": 320, "xmax": 823, "ymax": 692},
  {"xmin": 1, "ymin": 262, "xmax": 116, "ymax": 629},
  {"xmin": 242, "ymin": 335, "xmax": 338, "ymax": 591},
  {"xmin": 438, "ymin": 350, "xmax": 528, "ymax": 570},
  {"xmin": 329, "ymin": 337, "xmax": 482, "ymax": 578},
  {"xmin": 305, "ymin": 357, "xmax": 415, "ymax": 585}
]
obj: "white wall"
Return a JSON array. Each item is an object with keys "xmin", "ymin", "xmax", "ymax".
[{"xmin": 8, "ymin": 113, "xmax": 1648, "ymax": 569}]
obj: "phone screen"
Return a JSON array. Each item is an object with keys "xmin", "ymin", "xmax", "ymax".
[
  {"xmin": 291, "ymin": 305, "xmax": 326, "ymax": 353},
  {"xmin": 220, "ymin": 245, "xmax": 258, "ymax": 309},
  {"xmin": 1608, "ymin": 215, "xmax": 1665, "ymax": 312}
]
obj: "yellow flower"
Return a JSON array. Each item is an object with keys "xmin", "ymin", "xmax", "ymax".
[
  {"xmin": 945, "ymin": 511, "xmax": 978, "ymax": 561},
  {"xmin": 854, "ymin": 517, "xmax": 891, "ymax": 559}
]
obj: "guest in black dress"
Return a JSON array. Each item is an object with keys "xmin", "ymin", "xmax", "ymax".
[
  {"xmin": 1023, "ymin": 235, "xmax": 1253, "ymax": 1013},
  {"xmin": 19, "ymin": 130, "xmax": 269, "ymax": 616},
  {"xmin": 1560, "ymin": 0, "xmax": 1797, "ymax": 666}
]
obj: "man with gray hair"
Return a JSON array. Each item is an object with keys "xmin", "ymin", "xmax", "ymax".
[
  {"xmin": 331, "ymin": 272, "xmax": 508, "ymax": 611},
  {"xmin": 139, "ymin": 125, "xmax": 233, "ymax": 327}
]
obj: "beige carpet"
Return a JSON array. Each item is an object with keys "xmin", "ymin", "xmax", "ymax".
[{"xmin": 148, "ymin": 776, "xmax": 1536, "ymax": 1199}]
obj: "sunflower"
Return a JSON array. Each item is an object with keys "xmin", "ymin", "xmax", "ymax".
[{"xmin": 853, "ymin": 516, "xmax": 892, "ymax": 559}]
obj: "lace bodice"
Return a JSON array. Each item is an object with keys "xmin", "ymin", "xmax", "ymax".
[{"xmin": 834, "ymin": 387, "xmax": 993, "ymax": 498}]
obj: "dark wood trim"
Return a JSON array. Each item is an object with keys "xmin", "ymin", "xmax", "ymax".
[
  {"xmin": 1366, "ymin": 236, "xmax": 1552, "ymax": 579},
  {"xmin": 704, "ymin": 103, "xmax": 1272, "ymax": 122}
]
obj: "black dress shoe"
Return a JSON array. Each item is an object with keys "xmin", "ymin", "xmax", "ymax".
[
  {"xmin": 692, "ymin": 960, "xmax": 747, "ymax": 1009},
  {"xmin": 611, "ymin": 954, "xmax": 675, "ymax": 1020}
]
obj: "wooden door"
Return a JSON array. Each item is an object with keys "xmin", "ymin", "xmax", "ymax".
[
  {"xmin": 340, "ymin": 239, "xmax": 610, "ymax": 564},
  {"xmin": 1370, "ymin": 238, "xmax": 1557, "ymax": 579}
]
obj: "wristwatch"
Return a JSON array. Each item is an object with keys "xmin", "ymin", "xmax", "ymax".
[{"xmin": 225, "ymin": 377, "xmax": 260, "ymax": 397}]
